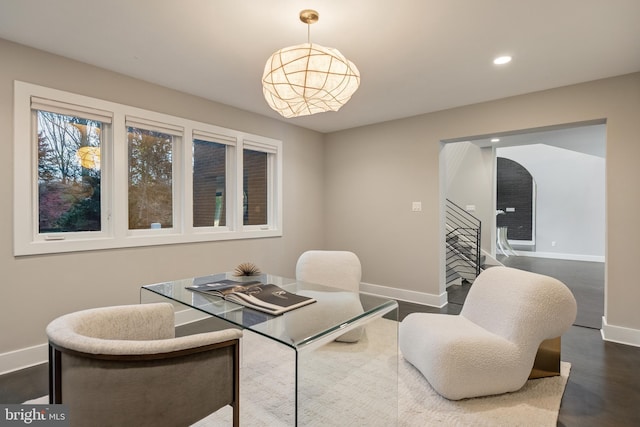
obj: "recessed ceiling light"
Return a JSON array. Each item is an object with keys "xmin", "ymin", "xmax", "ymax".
[
  {"xmin": 491, "ymin": 138, "xmax": 500, "ymax": 143},
  {"xmin": 493, "ymin": 56, "xmax": 512, "ymax": 65}
]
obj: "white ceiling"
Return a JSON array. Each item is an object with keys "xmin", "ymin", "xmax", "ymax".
[
  {"xmin": 473, "ymin": 124, "xmax": 606, "ymax": 158},
  {"xmin": 1, "ymin": 0, "xmax": 639, "ymax": 134}
]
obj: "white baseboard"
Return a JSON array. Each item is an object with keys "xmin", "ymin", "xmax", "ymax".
[
  {"xmin": 481, "ymin": 249, "xmax": 503, "ymax": 267},
  {"xmin": 0, "ymin": 343, "xmax": 48, "ymax": 376},
  {"xmin": 601, "ymin": 316, "xmax": 640, "ymax": 347},
  {"xmin": 360, "ymin": 281, "xmax": 447, "ymax": 308},
  {"xmin": 512, "ymin": 250, "xmax": 605, "ymax": 262}
]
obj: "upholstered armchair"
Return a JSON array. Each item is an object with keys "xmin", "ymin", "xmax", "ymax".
[
  {"xmin": 399, "ymin": 266, "xmax": 577, "ymax": 400},
  {"xmin": 46, "ymin": 302, "xmax": 241, "ymax": 426}
]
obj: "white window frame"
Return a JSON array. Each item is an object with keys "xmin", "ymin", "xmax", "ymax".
[
  {"xmin": 240, "ymin": 137, "xmax": 282, "ymax": 234},
  {"xmin": 29, "ymin": 98, "xmax": 114, "ymax": 244},
  {"xmin": 125, "ymin": 116, "xmax": 183, "ymax": 236},
  {"xmin": 189, "ymin": 128, "xmax": 237, "ymax": 234},
  {"xmin": 14, "ymin": 81, "xmax": 283, "ymax": 256}
]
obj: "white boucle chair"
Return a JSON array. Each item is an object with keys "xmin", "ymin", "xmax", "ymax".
[
  {"xmin": 46, "ymin": 303, "xmax": 242, "ymax": 427},
  {"xmin": 399, "ymin": 266, "xmax": 577, "ymax": 400},
  {"xmin": 295, "ymin": 250, "xmax": 365, "ymax": 342}
]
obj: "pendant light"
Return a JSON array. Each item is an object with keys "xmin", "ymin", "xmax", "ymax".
[{"xmin": 262, "ymin": 10, "xmax": 360, "ymax": 118}]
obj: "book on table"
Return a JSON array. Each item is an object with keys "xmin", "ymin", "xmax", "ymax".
[{"xmin": 186, "ymin": 279, "xmax": 316, "ymax": 315}]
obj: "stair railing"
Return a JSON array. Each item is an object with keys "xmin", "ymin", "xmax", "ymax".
[{"xmin": 446, "ymin": 199, "xmax": 482, "ymax": 283}]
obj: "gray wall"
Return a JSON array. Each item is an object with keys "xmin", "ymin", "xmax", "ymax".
[
  {"xmin": 2, "ymin": 38, "xmax": 639, "ymax": 367},
  {"xmin": 324, "ymin": 72, "xmax": 640, "ymax": 344},
  {"xmin": 0, "ymin": 39, "xmax": 326, "ymax": 358}
]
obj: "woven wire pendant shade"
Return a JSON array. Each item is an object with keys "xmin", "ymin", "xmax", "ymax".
[{"xmin": 262, "ymin": 43, "xmax": 360, "ymax": 118}]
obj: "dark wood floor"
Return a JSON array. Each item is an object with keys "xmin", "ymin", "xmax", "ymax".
[
  {"xmin": 401, "ymin": 257, "xmax": 640, "ymax": 427},
  {"xmin": 3, "ymin": 258, "xmax": 639, "ymax": 426},
  {"xmin": 497, "ymin": 255, "xmax": 605, "ymax": 329}
]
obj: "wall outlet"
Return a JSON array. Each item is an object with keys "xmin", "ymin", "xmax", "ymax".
[
  {"xmin": 551, "ymin": 241, "xmax": 557, "ymax": 247},
  {"xmin": 412, "ymin": 201, "xmax": 422, "ymax": 212}
]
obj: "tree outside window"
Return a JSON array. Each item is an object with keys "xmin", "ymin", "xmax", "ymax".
[
  {"xmin": 37, "ymin": 111, "xmax": 102, "ymax": 233},
  {"xmin": 15, "ymin": 81, "xmax": 282, "ymax": 256},
  {"xmin": 127, "ymin": 127, "xmax": 173, "ymax": 229}
]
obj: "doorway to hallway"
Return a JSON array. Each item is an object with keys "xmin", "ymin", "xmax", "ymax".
[{"xmin": 442, "ymin": 122, "xmax": 606, "ymax": 330}]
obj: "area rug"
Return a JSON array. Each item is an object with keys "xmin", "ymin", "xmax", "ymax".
[
  {"xmin": 197, "ymin": 318, "xmax": 570, "ymax": 426},
  {"xmin": 26, "ymin": 318, "xmax": 570, "ymax": 426}
]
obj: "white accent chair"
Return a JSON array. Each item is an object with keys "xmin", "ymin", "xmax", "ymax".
[
  {"xmin": 399, "ymin": 266, "xmax": 577, "ymax": 400},
  {"xmin": 46, "ymin": 303, "xmax": 242, "ymax": 426},
  {"xmin": 294, "ymin": 250, "xmax": 365, "ymax": 342}
]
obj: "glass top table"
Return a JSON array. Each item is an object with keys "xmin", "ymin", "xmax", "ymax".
[
  {"xmin": 141, "ymin": 272, "xmax": 397, "ymax": 351},
  {"xmin": 140, "ymin": 272, "xmax": 399, "ymax": 426}
]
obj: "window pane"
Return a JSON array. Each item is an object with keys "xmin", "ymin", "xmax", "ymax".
[
  {"xmin": 243, "ymin": 149, "xmax": 268, "ymax": 225},
  {"xmin": 193, "ymin": 139, "xmax": 226, "ymax": 227},
  {"xmin": 37, "ymin": 111, "xmax": 102, "ymax": 233},
  {"xmin": 128, "ymin": 127, "xmax": 173, "ymax": 229}
]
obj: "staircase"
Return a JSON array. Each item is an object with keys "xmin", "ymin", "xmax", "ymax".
[{"xmin": 446, "ymin": 199, "xmax": 483, "ymax": 285}]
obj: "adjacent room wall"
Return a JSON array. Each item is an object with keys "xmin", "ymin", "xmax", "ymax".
[
  {"xmin": 498, "ymin": 143, "xmax": 605, "ymax": 259},
  {"xmin": 324, "ymin": 72, "xmax": 640, "ymax": 346},
  {"xmin": 443, "ymin": 124, "xmax": 606, "ymax": 261},
  {"xmin": 444, "ymin": 142, "xmax": 495, "ymax": 255},
  {"xmin": 0, "ymin": 38, "xmax": 326, "ymax": 368}
]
